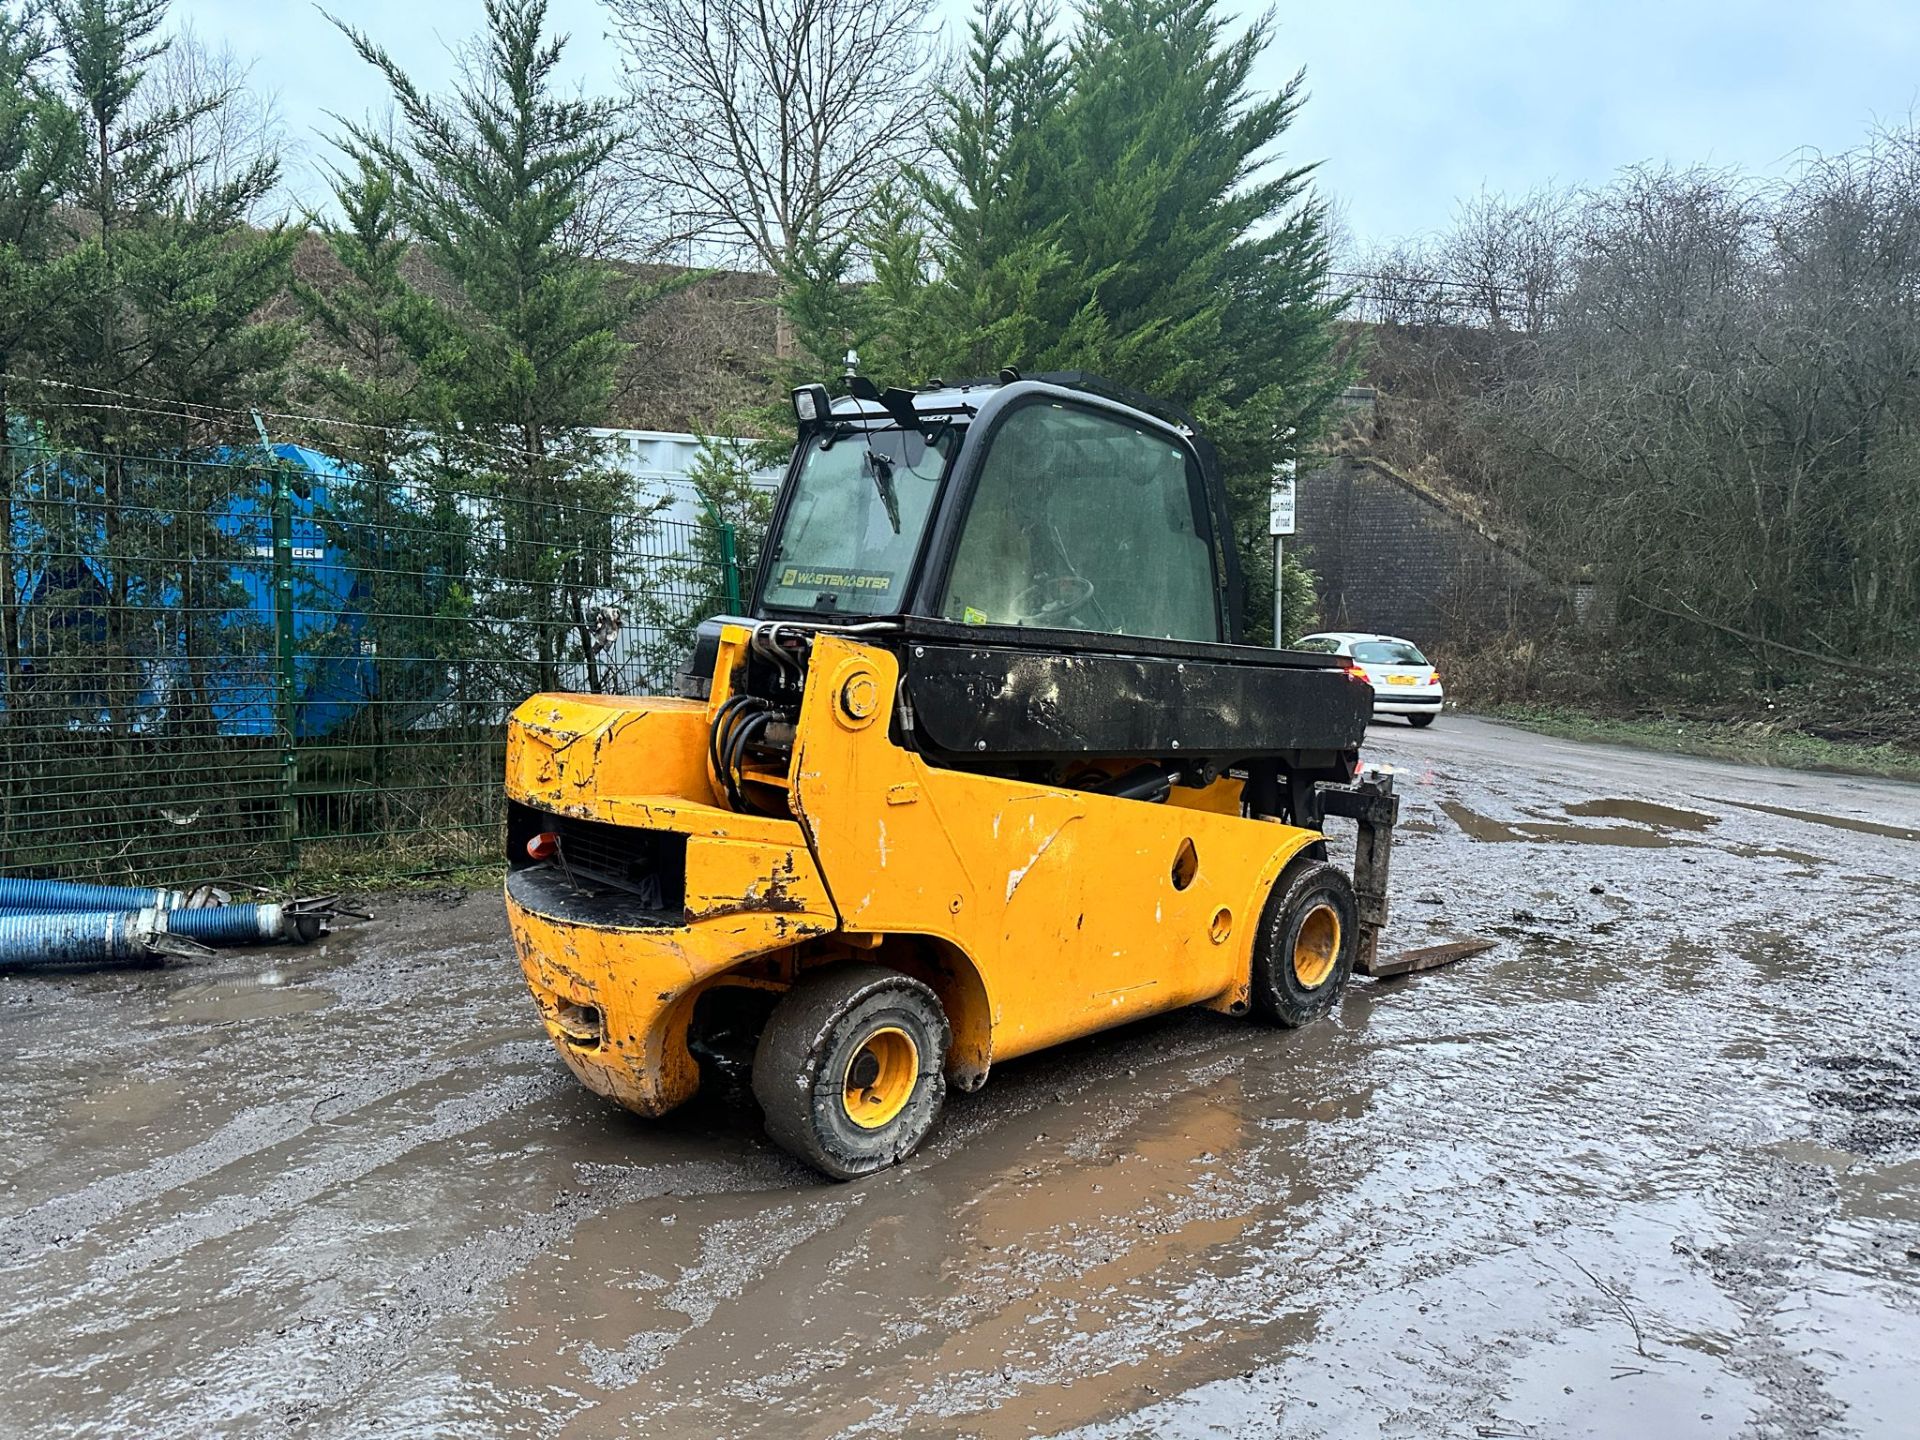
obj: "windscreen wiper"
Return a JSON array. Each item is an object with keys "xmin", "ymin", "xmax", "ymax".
[{"xmin": 864, "ymin": 449, "xmax": 901, "ymax": 534}]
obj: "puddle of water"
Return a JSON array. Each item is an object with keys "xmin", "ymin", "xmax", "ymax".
[
  {"xmin": 1563, "ymin": 797, "xmax": 1719, "ymax": 831},
  {"xmin": 1724, "ymin": 799, "xmax": 1919, "ymax": 844},
  {"xmin": 58, "ymin": 1075, "xmax": 180, "ymax": 1140},
  {"xmin": 1724, "ymin": 844, "xmax": 1828, "ymax": 867},
  {"xmin": 1440, "ymin": 800, "xmax": 1520, "ymax": 842},
  {"xmin": 1441, "ymin": 800, "xmax": 1686, "ymax": 849},
  {"xmin": 1521, "ymin": 822, "xmax": 1683, "ymax": 848},
  {"xmin": 160, "ymin": 968, "xmax": 336, "ymax": 1023}
]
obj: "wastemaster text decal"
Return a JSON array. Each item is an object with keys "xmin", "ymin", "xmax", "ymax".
[{"xmin": 778, "ymin": 566, "xmax": 894, "ymax": 593}]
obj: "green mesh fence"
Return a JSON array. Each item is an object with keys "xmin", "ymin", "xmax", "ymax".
[{"xmin": 0, "ymin": 441, "xmax": 737, "ymax": 887}]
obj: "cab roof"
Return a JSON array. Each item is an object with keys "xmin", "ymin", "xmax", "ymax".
[{"xmin": 825, "ymin": 372, "xmax": 1198, "ymax": 439}]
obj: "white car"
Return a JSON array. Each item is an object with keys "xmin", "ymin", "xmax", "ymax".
[{"xmin": 1295, "ymin": 631, "xmax": 1444, "ymax": 726}]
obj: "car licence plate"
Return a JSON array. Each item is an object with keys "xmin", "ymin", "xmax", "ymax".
[{"xmin": 1387, "ymin": 675, "xmax": 1418, "ymax": 685}]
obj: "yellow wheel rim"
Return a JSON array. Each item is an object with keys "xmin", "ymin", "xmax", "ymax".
[
  {"xmin": 1292, "ymin": 902, "xmax": 1342, "ymax": 989},
  {"xmin": 842, "ymin": 1026, "xmax": 919, "ymax": 1129}
]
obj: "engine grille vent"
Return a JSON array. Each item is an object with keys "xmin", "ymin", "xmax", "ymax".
[{"xmin": 508, "ymin": 803, "xmax": 688, "ymax": 912}]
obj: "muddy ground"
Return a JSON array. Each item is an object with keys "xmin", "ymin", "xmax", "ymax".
[{"xmin": 2, "ymin": 716, "xmax": 1917, "ymax": 1439}]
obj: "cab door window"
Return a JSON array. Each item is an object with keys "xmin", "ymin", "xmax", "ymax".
[{"xmin": 940, "ymin": 403, "xmax": 1220, "ymax": 641}]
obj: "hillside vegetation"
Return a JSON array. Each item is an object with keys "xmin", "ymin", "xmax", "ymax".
[{"xmin": 1345, "ymin": 130, "xmax": 1920, "ymax": 756}]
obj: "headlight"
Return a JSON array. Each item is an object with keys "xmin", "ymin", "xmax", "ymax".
[{"xmin": 791, "ymin": 384, "xmax": 831, "ymax": 427}]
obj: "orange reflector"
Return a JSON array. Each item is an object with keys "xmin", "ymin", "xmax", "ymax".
[{"xmin": 526, "ymin": 832, "xmax": 559, "ymax": 861}]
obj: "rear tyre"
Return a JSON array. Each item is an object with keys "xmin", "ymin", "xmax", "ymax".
[
  {"xmin": 1252, "ymin": 861, "xmax": 1358, "ymax": 1028},
  {"xmin": 752, "ymin": 964, "xmax": 950, "ymax": 1181},
  {"xmin": 1408, "ymin": 712, "xmax": 1436, "ymax": 728}
]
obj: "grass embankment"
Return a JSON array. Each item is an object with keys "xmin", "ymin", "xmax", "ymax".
[{"xmin": 1479, "ymin": 704, "xmax": 1920, "ymax": 784}]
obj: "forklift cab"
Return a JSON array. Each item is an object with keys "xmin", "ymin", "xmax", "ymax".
[
  {"xmin": 755, "ymin": 375, "xmax": 1240, "ymax": 646},
  {"xmin": 680, "ymin": 371, "xmax": 1367, "ymax": 815}
]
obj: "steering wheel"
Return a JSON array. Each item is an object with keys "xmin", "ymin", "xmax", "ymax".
[{"xmin": 1012, "ymin": 574, "xmax": 1096, "ymax": 625}]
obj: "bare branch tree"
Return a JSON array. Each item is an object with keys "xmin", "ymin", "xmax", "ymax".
[
  {"xmin": 1440, "ymin": 185, "xmax": 1577, "ymax": 334},
  {"xmin": 603, "ymin": 0, "xmax": 940, "ymax": 272},
  {"xmin": 140, "ymin": 22, "xmax": 286, "ymax": 218},
  {"xmin": 1344, "ymin": 238, "xmax": 1450, "ymax": 328},
  {"xmin": 1475, "ymin": 147, "xmax": 1920, "ymax": 669}
]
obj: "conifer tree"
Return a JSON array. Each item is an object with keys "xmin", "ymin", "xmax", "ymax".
[
  {"xmin": 906, "ymin": 0, "xmax": 1070, "ymax": 373},
  {"xmin": 332, "ymin": 0, "xmax": 674, "ymax": 694},
  {"xmin": 0, "ymin": 1, "xmax": 84, "ymax": 687},
  {"xmin": 795, "ymin": 0, "xmax": 1347, "ymax": 641},
  {"xmin": 0, "ymin": 3, "xmax": 82, "ymax": 433},
  {"xmin": 292, "ymin": 156, "xmax": 441, "ymax": 489},
  {"xmin": 42, "ymin": 0, "xmax": 298, "ymax": 739},
  {"xmin": 48, "ymin": 0, "xmax": 296, "ymax": 449},
  {"xmin": 292, "ymin": 156, "xmax": 469, "ymax": 792}
]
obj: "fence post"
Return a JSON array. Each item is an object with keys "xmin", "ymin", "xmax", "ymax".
[
  {"xmin": 255, "ymin": 414, "xmax": 299, "ymax": 870},
  {"xmin": 718, "ymin": 519, "xmax": 742, "ymax": 612},
  {"xmin": 698, "ymin": 490, "xmax": 743, "ymax": 612}
]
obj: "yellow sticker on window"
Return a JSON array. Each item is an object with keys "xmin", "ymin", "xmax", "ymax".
[{"xmin": 962, "ymin": 606, "xmax": 988, "ymax": 625}]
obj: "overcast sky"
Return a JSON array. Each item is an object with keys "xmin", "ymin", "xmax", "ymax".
[{"xmin": 176, "ymin": 0, "xmax": 1919, "ymax": 252}]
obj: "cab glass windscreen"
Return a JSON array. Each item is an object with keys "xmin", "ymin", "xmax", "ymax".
[{"xmin": 761, "ymin": 425, "xmax": 955, "ymax": 615}]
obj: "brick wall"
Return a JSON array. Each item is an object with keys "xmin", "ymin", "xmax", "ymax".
[{"xmin": 1294, "ymin": 450, "xmax": 1565, "ymax": 651}]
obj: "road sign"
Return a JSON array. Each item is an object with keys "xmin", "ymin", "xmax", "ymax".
[{"xmin": 1269, "ymin": 460, "xmax": 1296, "ymax": 536}]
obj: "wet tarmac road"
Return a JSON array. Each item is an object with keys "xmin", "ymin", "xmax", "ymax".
[{"xmin": 2, "ymin": 716, "xmax": 1917, "ymax": 1439}]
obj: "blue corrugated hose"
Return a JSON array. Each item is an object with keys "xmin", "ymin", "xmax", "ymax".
[
  {"xmin": 0, "ymin": 909, "xmax": 169, "ymax": 967},
  {"xmin": 0, "ymin": 877, "xmax": 184, "ymax": 913},
  {"xmin": 0, "ymin": 902, "xmax": 317, "ymax": 965},
  {"xmin": 167, "ymin": 905, "xmax": 288, "ymax": 945}
]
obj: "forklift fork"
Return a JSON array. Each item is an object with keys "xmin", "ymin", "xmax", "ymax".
[
  {"xmin": 1320, "ymin": 771, "xmax": 1497, "ymax": 979},
  {"xmin": 1317, "ymin": 772, "xmax": 1399, "ymax": 975}
]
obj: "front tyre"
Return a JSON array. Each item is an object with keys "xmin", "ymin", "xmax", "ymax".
[
  {"xmin": 752, "ymin": 964, "xmax": 951, "ymax": 1181},
  {"xmin": 1252, "ymin": 861, "xmax": 1358, "ymax": 1028}
]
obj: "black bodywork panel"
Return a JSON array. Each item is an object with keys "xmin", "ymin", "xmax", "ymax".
[
  {"xmin": 684, "ymin": 613, "xmax": 1368, "ymax": 770},
  {"xmin": 902, "ymin": 632, "xmax": 1368, "ymax": 764},
  {"xmin": 505, "ymin": 863, "xmax": 683, "ymax": 931}
]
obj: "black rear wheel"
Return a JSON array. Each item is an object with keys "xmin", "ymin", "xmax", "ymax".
[
  {"xmin": 1251, "ymin": 861, "xmax": 1358, "ymax": 1027},
  {"xmin": 752, "ymin": 964, "xmax": 950, "ymax": 1181},
  {"xmin": 1408, "ymin": 712, "xmax": 1436, "ymax": 728}
]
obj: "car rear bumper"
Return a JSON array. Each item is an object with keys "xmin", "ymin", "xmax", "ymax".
[{"xmin": 1372, "ymin": 692, "xmax": 1443, "ymax": 714}]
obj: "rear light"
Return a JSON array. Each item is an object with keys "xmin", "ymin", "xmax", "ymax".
[
  {"xmin": 1344, "ymin": 664, "xmax": 1371, "ymax": 684},
  {"xmin": 526, "ymin": 831, "xmax": 560, "ymax": 861},
  {"xmin": 1427, "ymin": 671, "xmax": 1442, "ymax": 687}
]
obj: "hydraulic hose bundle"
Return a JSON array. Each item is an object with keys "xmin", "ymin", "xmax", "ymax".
[
  {"xmin": 709, "ymin": 692, "xmax": 795, "ymax": 815},
  {"xmin": 0, "ymin": 878, "xmax": 349, "ymax": 970}
]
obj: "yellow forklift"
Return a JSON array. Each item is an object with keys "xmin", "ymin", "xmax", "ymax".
[{"xmin": 504, "ymin": 371, "xmax": 1398, "ymax": 1178}]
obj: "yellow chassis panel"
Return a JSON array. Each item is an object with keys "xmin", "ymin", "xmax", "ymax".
[{"xmin": 790, "ymin": 636, "xmax": 1318, "ymax": 1062}]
